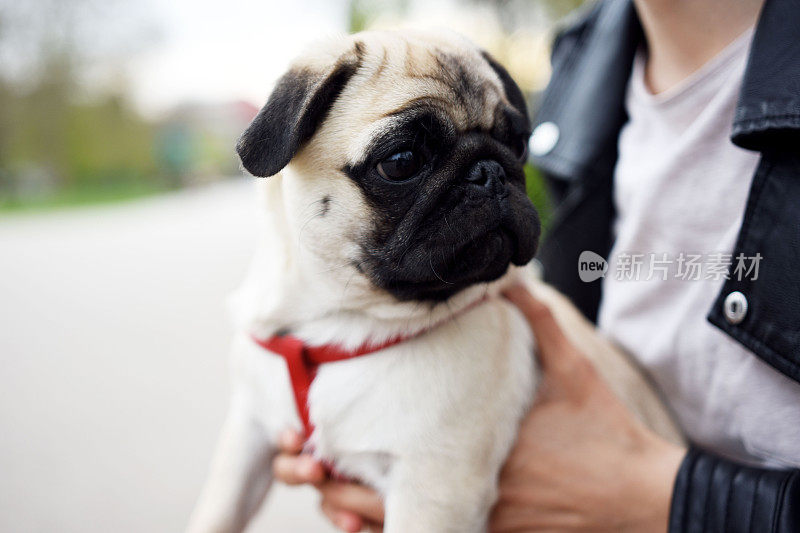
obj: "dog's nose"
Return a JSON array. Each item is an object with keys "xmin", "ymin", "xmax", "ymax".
[{"xmin": 466, "ymin": 159, "xmax": 506, "ymax": 188}]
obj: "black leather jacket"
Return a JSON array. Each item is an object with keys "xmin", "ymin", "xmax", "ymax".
[{"xmin": 531, "ymin": 0, "xmax": 800, "ymax": 530}]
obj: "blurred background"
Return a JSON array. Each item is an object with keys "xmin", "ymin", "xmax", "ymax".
[{"xmin": 0, "ymin": 0, "xmax": 585, "ymax": 531}]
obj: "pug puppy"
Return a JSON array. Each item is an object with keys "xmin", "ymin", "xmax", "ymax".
[{"xmin": 187, "ymin": 30, "xmax": 682, "ymax": 533}]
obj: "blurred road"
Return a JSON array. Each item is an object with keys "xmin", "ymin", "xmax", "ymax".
[{"xmin": 0, "ymin": 180, "xmax": 338, "ymax": 533}]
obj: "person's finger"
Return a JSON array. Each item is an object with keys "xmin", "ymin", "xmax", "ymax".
[
  {"xmin": 489, "ymin": 503, "xmax": 540, "ymax": 533},
  {"xmin": 319, "ymin": 482, "xmax": 386, "ymax": 524},
  {"xmin": 272, "ymin": 453, "xmax": 326, "ymax": 485},
  {"xmin": 502, "ymin": 285, "xmax": 576, "ymax": 370},
  {"xmin": 502, "ymin": 284, "xmax": 600, "ymax": 397},
  {"xmin": 490, "ymin": 503, "xmax": 584, "ymax": 533},
  {"xmin": 278, "ymin": 429, "xmax": 305, "ymax": 454},
  {"xmin": 321, "ymin": 499, "xmax": 364, "ymax": 532},
  {"xmin": 363, "ymin": 520, "xmax": 384, "ymax": 532}
]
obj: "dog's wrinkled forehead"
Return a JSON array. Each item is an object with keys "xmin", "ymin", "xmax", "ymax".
[
  {"xmin": 310, "ymin": 30, "xmax": 528, "ymax": 167},
  {"xmin": 376, "ymin": 35, "xmax": 501, "ymax": 122}
]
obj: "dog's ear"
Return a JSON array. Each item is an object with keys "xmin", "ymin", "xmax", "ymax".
[
  {"xmin": 237, "ymin": 42, "xmax": 362, "ymax": 177},
  {"xmin": 481, "ymin": 51, "xmax": 529, "ymax": 122}
]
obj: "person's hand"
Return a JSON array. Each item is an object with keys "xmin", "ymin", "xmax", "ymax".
[
  {"xmin": 272, "ymin": 430, "xmax": 385, "ymax": 532},
  {"xmin": 491, "ymin": 285, "xmax": 686, "ymax": 532}
]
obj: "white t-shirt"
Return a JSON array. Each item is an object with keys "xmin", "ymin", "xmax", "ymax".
[{"xmin": 598, "ymin": 29, "xmax": 800, "ymax": 469}]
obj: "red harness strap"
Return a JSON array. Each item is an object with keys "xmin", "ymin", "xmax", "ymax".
[
  {"xmin": 251, "ymin": 296, "xmax": 488, "ymax": 438},
  {"xmin": 251, "ymin": 333, "xmax": 407, "ymax": 437}
]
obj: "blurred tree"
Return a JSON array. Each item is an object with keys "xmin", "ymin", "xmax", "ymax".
[
  {"xmin": 0, "ymin": 0, "xmax": 162, "ymax": 209},
  {"xmin": 461, "ymin": 0, "xmax": 588, "ymax": 33},
  {"xmin": 348, "ymin": 0, "xmax": 411, "ymax": 32}
]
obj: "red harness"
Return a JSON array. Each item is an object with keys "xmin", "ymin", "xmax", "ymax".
[
  {"xmin": 251, "ymin": 296, "xmax": 488, "ymax": 438},
  {"xmin": 251, "ymin": 333, "xmax": 407, "ymax": 437}
]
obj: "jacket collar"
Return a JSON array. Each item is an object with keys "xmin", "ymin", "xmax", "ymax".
[
  {"xmin": 731, "ymin": 0, "xmax": 800, "ymax": 151},
  {"xmin": 531, "ymin": 0, "xmax": 800, "ymax": 179},
  {"xmin": 531, "ymin": 0, "xmax": 641, "ymax": 182}
]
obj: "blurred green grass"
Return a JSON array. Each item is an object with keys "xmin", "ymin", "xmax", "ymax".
[
  {"xmin": 0, "ymin": 178, "xmax": 171, "ymax": 213},
  {"xmin": 525, "ymin": 162, "xmax": 552, "ymax": 235}
]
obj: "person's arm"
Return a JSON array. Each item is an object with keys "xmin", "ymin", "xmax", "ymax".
[
  {"xmin": 669, "ymin": 447, "xmax": 800, "ymax": 532},
  {"xmin": 504, "ymin": 286, "xmax": 800, "ymax": 533}
]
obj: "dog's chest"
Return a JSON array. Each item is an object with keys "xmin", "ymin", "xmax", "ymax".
[{"xmin": 299, "ymin": 300, "xmax": 536, "ymax": 492}]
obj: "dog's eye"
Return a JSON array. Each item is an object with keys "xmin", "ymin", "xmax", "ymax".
[{"xmin": 376, "ymin": 150, "xmax": 422, "ymax": 181}]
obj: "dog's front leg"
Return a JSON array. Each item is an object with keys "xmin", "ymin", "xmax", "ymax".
[
  {"xmin": 382, "ymin": 458, "xmax": 496, "ymax": 533},
  {"xmin": 186, "ymin": 393, "xmax": 276, "ymax": 533}
]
